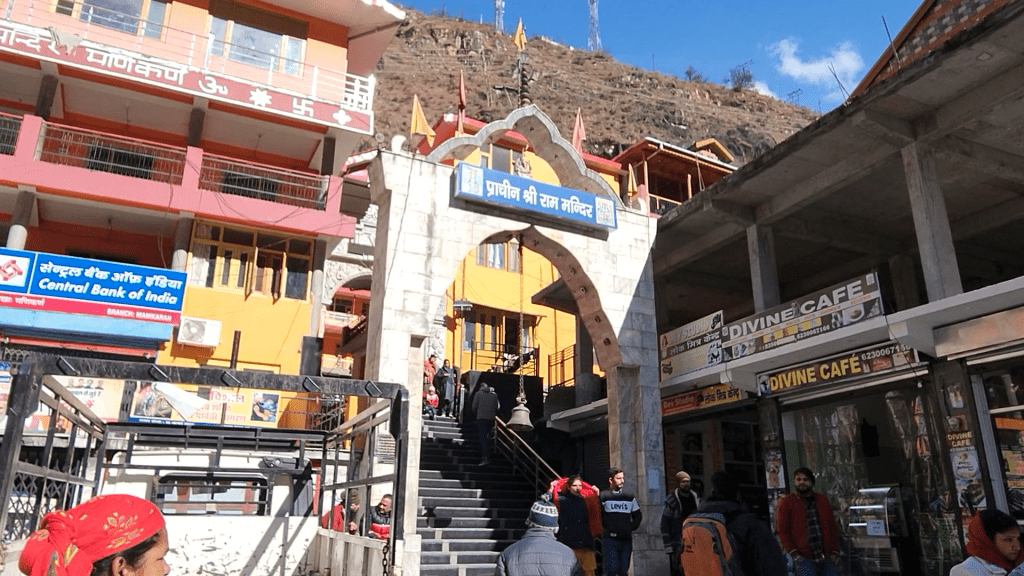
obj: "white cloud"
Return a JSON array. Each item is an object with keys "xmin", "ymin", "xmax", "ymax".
[
  {"xmin": 769, "ymin": 38, "xmax": 865, "ymax": 102},
  {"xmin": 753, "ymin": 81, "xmax": 778, "ymax": 100}
]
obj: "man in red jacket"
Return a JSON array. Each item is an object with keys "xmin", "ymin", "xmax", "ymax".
[{"xmin": 776, "ymin": 467, "xmax": 840, "ymax": 576}]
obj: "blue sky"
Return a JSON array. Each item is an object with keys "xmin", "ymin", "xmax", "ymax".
[{"xmin": 394, "ymin": 0, "xmax": 921, "ymax": 112}]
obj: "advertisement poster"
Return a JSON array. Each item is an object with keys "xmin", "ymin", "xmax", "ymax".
[
  {"xmin": 129, "ymin": 382, "xmax": 314, "ymax": 429},
  {"xmin": 756, "ymin": 342, "xmax": 919, "ymax": 394},
  {"xmin": 948, "ymin": 431, "xmax": 986, "ymax": 511},
  {"xmin": 661, "ymin": 384, "xmax": 742, "ymax": 417},
  {"xmin": 722, "ymin": 273, "xmax": 883, "ymax": 362},
  {"xmin": 659, "ymin": 311, "xmax": 724, "ymax": 380},
  {"xmin": 0, "ymin": 362, "xmax": 10, "ymax": 428}
]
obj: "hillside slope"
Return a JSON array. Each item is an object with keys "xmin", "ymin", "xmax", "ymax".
[{"xmin": 369, "ymin": 9, "xmax": 819, "ymax": 164}]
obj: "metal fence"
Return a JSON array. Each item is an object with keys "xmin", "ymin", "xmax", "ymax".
[
  {"xmin": 0, "ymin": 354, "xmax": 409, "ymax": 574},
  {"xmin": 0, "ymin": 112, "xmax": 20, "ymax": 156},
  {"xmin": 0, "ymin": 367, "xmax": 107, "ymax": 540},
  {"xmin": 199, "ymin": 154, "xmax": 329, "ymax": 210},
  {"xmin": 39, "ymin": 123, "xmax": 187, "ymax": 184}
]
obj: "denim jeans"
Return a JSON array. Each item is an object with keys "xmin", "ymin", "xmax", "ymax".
[
  {"xmin": 602, "ymin": 538, "xmax": 632, "ymax": 576},
  {"xmin": 794, "ymin": 558, "xmax": 837, "ymax": 576}
]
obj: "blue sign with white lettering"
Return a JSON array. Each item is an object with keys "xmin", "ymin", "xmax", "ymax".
[
  {"xmin": 0, "ymin": 247, "xmax": 186, "ymax": 313},
  {"xmin": 454, "ymin": 163, "xmax": 618, "ymax": 230}
]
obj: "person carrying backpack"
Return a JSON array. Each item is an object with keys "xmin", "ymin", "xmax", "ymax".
[{"xmin": 689, "ymin": 470, "xmax": 787, "ymax": 576}]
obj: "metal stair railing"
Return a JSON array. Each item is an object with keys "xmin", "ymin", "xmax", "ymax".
[{"xmin": 493, "ymin": 417, "xmax": 560, "ymax": 497}]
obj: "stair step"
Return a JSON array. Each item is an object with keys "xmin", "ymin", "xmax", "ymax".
[
  {"xmin": 420, "ymin": 539, "xmax": 517, "ymax": 552},
  {"xmin": 420, "ymin": 495, "xmax": 534, "ymax": 509},
  {"xmin": 417, "ymin": 478, "xmax": 534, "ymax": 491},
  {"xmin": 417, "ymin": 483, "xmax": 536, "ymax": 498},
  {"xmin": 420, "ymin": 469, "xmax": 529, "ymax": 483},
  {"xmin": 421, "ymin": 564, "xmax": 499, "ymax": 576},
  {"xmin": 418, "ymin": 516, "xmax": 525, "ymax": 529},
  {"xmin": 421, "ymin": 551, "xmax": 501, "ymax": 565},
  {"xmin": 428, "ymin": 505, "xmax": 530, "ymax": 518},
  {"xmin": 417, "ymin": 527, "xmax": 522, "ymax": 540}
]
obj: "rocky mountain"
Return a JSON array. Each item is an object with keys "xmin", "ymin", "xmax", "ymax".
[{"xmin": 368, "ymin": 8, "xmax": 819, "ymax": 164}]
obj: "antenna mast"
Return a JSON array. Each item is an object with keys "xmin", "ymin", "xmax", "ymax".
[
  {"xmin": 588, "ymin": 0, "xmax": 601, "ymax": 51},
  {"xmin": 494, "ymin": 0, "xmax": 504, "ymax": 32}
]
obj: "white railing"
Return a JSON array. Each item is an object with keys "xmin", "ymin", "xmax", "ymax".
[{"xmin": 2, "ymin": 0, "xmax": 374, "ymax": 112}]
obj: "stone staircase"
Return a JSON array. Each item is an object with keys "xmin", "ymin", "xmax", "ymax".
[{"xmin": 418, "ymin": 417, "xmax": 538, "ymax": 576}]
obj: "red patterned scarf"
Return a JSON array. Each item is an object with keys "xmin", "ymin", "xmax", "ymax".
[{"xmin": 20, "ymin": 495, "xmax": 165, "ymax": 576}]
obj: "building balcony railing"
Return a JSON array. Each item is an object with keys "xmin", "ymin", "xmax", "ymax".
[
  {"xmin": 40, "ymin": 122, "xmax": 187, "ymax": 184},
  {"xmin": 0, "ymin": 111, "xmax": 20, "ymax": 155},
  {"xmin": 199, "ymin": 154, "xmax": 328, "ymax": 210},
  {"xmin": 649, "ymin": 193, "xmax": 682, "ymax": 216},
  {"xmin": 2, "ymin": 0, "xmax": 374, "ymax": 114}
]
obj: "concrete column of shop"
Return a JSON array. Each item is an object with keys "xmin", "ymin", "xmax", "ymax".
[
  {"xmin": 170, "ymin": 217, "xmax": 193, "ymax": 272},
  {"xmin": 902, "ymin": 142, "xmax": 962, "ymax": 301},
  {"xmin": 574, "ymin": 317, "xmax": 601, "ymax": 405},
  {"xmin": 746, "ymin": 223, "xmax": 780, "ymax": 312},
  {"xmin": 5, "ymin": 190, "xmax": 35, "ymax": 249},
  {"xmin": 606, "ymin": 362, "xmax": 668, "ymax": 576},
  {"xmin": 309, "ymin": 240, "xmax": 327, "ymax": 335}
]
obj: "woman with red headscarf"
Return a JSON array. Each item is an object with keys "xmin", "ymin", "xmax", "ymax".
[
  {"xmin": 19, "ymin": 494, "xmax": 169, "ymax": 576},
  {"xmin": 952, "ymin": 509, "xmax": 1024, "ymax": 575}
]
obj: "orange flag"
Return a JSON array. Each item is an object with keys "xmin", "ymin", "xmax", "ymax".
[
  {"xmin": 410, "ymin": 94, "xmax": 435, "ymax": 146},
  {"xmin": 457, "ymin": 70, "xmax": 467, "ymax": 135},
  {"xmin": 513, "ymin": 19, "xmax": 526, "ymax": 52},
  {"xmin": 571, "ymin": 107, "xmax": 586, "ymax": 153}
]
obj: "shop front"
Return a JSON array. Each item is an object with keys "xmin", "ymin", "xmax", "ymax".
[
  {"xmin": 934, "ymin": 306, "xmax": 1024, "ymax": 525},
  {"xmin": 759, "ymin": 342, "xmax": 962, "ymax": 576}
]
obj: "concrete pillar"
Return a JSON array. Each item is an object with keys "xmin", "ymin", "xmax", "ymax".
[
  {"xmin": 574, "ymin": 317, "xmax": 601, "ymax": 406},
  {"xmin": 887, "ymin": 254, "xmax": 920, "ymax": 312},
  {"xmin": 5, "ymin": 190, "xmax": 35, "ymax": 249},
  {"xmin": 187, "ymin": 108, "xmax": 205, "ymax": 148},
  {"xmin": 606, "ymin": 364, "xmax": 669, "ymax": 576},
  {"xmin": 170, "ymin": 217, "xmax": 192, "ymax": 272},
  {"xmin": 35, "ymin": 75, "xmax": 59, "ymax": 120},
  {"xmin": 309, "ymin": 240, "xmax": 327, "ymax": 335},
  {"xmin": 320, "ymin": 137, "xmax": 337, "ymax": 176},
  {"xmin": 746, "ymin": 223, "xmax": 780, "ymax": 312},
  {"xmin": 902, "ymin": 142, "xmax": 962, "ymax": 301}
]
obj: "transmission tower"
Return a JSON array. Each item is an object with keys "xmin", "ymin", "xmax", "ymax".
[
  {"xmin": 494, "ymin": 0, "xmax": 504, "ymax": 32},
  {"xmin": 588, "ymin": 0, "xmax": 601, "ymax": 51}
]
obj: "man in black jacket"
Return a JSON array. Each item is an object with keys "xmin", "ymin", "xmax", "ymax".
[
  {"xmin": 599, "ymin": 468, "xmax": 642, "ymax": 576},
  {"xmin": 698, "ymin": 471, "xmax": 787, "ymax": 576},
  {"xmin": 662, "ymin": 471, "xmax": 700, "ymax": 576}
]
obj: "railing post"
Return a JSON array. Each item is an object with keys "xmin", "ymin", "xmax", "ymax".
[{"xmin": 0, "ymin": 363, "xmax": 41, "ymax": 539}]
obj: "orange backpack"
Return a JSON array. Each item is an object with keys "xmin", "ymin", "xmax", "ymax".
[{"xmin": 679, "ymin": 512, "xmax": 739, "ymax": 576}]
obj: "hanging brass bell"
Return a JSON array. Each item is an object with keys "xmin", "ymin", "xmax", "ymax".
[{"xmin": 507, "ymin": 401, "xmax": 533, "ymax": 433}]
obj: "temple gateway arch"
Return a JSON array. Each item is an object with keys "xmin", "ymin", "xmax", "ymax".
[{"xmin": 363, "ymin": 106, "xmax": 666, "ymax": 576}]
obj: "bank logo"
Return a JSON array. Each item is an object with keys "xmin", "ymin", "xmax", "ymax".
[{"xmin": 0, "ymin": 256, "xmax": 30, "ymax": 287}]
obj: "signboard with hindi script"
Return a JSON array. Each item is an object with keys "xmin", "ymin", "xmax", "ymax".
[
  {"xmin": 0, "ymin": 247, "xmax": 186, "ymax": 324},
  {"xmin": 454, "ymin": 162, "xmax": 618, "ymax": 230},
  {"xmin": 659, "ymin": 311, "xmax": 724, "ymax": 380}
]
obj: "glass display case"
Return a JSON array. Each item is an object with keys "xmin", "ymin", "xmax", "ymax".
[{"xmin": 849, "ymin": 486, "xmax": 907, "ymax": 573}]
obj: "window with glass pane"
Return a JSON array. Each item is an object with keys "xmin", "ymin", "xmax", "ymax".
[
  {"xmin": 487, "ymin": 244, "xmax": 505, "ymax": 269},
  {"xmin": 210, "ymin": 16, "xmax": 228, "ymax": 56},
  {"xmin": 142, "ymin": 0, "xmax": 166, "ymax": 38},
  {"xmin": 463, "ymin": 313, "xmax": 475, "ymax": 352},
  {"xmin": 492, "ymin": 146, "xmax": 512, "ymax": 173},
  {"xmin": 285, "ymin": 256, "xmax": 309, "ymax": 300},
  {"xmin": 229, "ymin": 21, "xmax": 280, "ymax": 69},
  {"xmin": 81, "ymin": 0, "xmax": 142, "ymax": 33},
  {"xmin": 508, "ymin": 239, "xmax": 521, "ymax": 272}
]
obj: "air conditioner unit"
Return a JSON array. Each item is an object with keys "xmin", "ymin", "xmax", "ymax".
[{"xmin": 177, "ymin": 316, "xmax": 222, "ymax": 347}]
